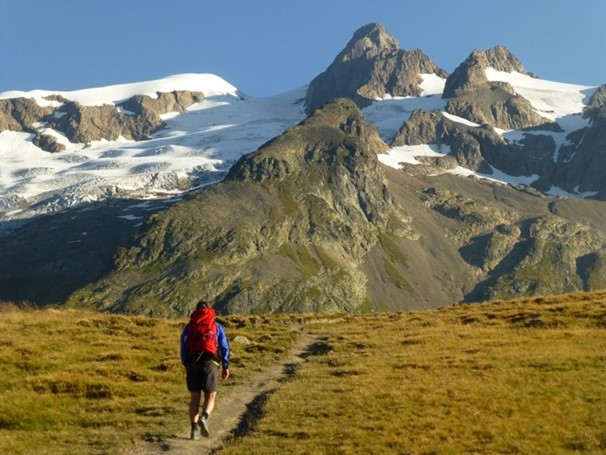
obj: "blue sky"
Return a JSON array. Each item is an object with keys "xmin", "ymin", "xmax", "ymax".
[{"xmin": 2, "ymin": 0, "xmax": 605, "ymax": 96}]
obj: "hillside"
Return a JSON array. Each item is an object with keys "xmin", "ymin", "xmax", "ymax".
[
  {"xmin": 65, "ymin": 99, "xmax": 403, "ymax": 315},
  {"xmin": 1, "ymin": 289, "xmax": 604, "ymax": 454},
  {"xmin": 62, "ymin": 99, "xmax": 606, "ymax": 317}
]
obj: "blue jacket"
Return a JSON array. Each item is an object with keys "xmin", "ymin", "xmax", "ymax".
[{"xmin": 180, "ymin": 321, "xmax": 230, "ymax": 370}]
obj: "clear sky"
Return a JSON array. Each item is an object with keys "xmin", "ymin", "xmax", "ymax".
[{"xmin": 2, "ymin": 0, "xmax": 605, "ymax": 97}]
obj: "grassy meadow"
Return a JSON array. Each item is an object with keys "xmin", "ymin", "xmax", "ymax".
[
  {"xmin": 0, "ymin": 306, "xmax": 300, "ymax": 454},
  {"xmin": 0, "ymin": 290, "xmax": 605, "ymax": 454},
  {"xmin": 221, "ymin": 291, "xmax": 606, "ymax": 454}
]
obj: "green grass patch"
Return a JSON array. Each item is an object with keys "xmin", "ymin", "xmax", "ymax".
[
  {"xmin": 277, "ymin": 243, "xmax": 319, "ymax": 277},
  {"xmin": 383, "ymin": 258, "xmax": 413, "ymax": 292},
  {"xmin": 379, "ymin": 231, "xmax": 408, "ymax": 265}
]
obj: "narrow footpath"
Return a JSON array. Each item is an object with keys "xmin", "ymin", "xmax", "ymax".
[{"xmin": 125, "ymin": 331, "xmax": 322, "ymax": 455}]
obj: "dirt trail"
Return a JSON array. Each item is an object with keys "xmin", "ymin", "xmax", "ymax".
[{"xmin": 124, "ymin": 331, "xmax": 323, "ymax": 454}]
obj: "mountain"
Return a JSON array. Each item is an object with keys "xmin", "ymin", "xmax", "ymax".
[
  {"xmin": 305, "ymin": 23, "xmax": 447, "ymax": 113},
  {"xmin": 66, "ymin": 98, "xmax": 408, "ymax": 315},
  {"xmin": 0, "ymin": 23, "xmax": 605, "ymax": 315}
]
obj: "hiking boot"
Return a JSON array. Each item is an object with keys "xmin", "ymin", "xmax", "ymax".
[
  {"xmin": 190, "ymin": 425, "xmax": 201, "ymax": 440},
  {"xmin": 199, "ymin": 415, "xmax": 210, "ymax": 438}
]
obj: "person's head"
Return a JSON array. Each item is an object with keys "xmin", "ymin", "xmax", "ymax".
[{"xmin": 196, "ymin": 299, "xmax": 210, "ymax": 310}]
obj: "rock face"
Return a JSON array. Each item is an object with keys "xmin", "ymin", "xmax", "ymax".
[
  {"xmin": 418, "ymin": 184, "xmax": 606, "ymax": 303},
  {"xmin": 305, "ymin": 23, "xmax": 447, "ymax": 114},
  {"xmin": 484, "ymin": 216, "xmax": 606, "ymax": 300},
  {"xmin": 66, "ymin": 99, "xmax": 414, "ymax": 315},
  {"xmin": 0, "ymin": 98, "xmax": 53, "ymax": 131},
  {"xmin": 392, "ymin": 109, "xmax": 557, "ymax": 177},
  {"xmin": 442, "ymin": 46, "xmax": 555, "ymax": 131},
  {"xmin": 0, "ymin": 91, "xmax": 204, "ymax": 152},
  {"xmin": 392, "ymin": 65, "xmax": 606, "ymax": 198},
  {"xmin": 552, "ymin": 85, "xmax": 606, "ymax": 198}
]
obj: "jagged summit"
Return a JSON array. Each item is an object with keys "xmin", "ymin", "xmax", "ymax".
[
  {"xmin": 443, "ymin": 45, "xmax": 529, "ymax": 98},
  {"xmin": 305, "ymin": 23, "xmax": 447, "ymax": 114},
  {"xmin": 228, "ymin": 97, "xmax": 389, "ymax": 184},
  {"xmin": 342, "ymin": 23, "xmax": 400, "ymax": 59}
]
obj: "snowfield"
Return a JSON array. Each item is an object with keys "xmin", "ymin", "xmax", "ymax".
[
  {"xmin": 0, "ymin": 70, "xmax": 598, "ymax": 224},
  {"xmin": 0, "ymin": 73, "xmax": 240, "ymax": 107},
  {"xmin": 0, "ymin": 75, "xmax": 306, "ymax": 221}
]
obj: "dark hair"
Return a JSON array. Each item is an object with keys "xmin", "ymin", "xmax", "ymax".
[{"xmin": 196, "ymin": 299, "xmax": 210, "ymax": 309}]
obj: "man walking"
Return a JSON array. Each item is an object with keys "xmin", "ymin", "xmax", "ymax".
[{"xmin": 180, "ymin": 299, "xmax": 230, "ymax": 439}]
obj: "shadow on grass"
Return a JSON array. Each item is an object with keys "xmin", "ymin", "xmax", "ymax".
[
  {"xmin": 229, "ymin": 336, "xmax": 329, "ymax": 441},
  {"xmin": 300, "ymin": 336, "xmax": 331, "ymax": 358}
]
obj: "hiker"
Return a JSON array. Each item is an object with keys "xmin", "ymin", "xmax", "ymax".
[{"xmin": 180, "ymin": 299, "xmax": 230, "ymax": 440}]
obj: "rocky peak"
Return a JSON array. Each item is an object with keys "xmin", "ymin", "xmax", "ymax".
[
  {"xmin": 78, "ymin": 98, "xmax": 402, "ymax": 314},
  {"xmin": 443, "ymin": 46, "xmax": 528, "ymax": 99},
  {"xmin": 305, "ymin": 23, "xmax": 447, "ymax": 114},
  {"xmin": 227, "ymin": 98, "xmax": 390, "ymax": 219},
  {"xmin": 441, "ymin": 46, "xmax": 555, "ymax": 131},
  {"xmin": 483, "ymin": 46, "xmax": 527, "ymax": 73},
  {"xmin": 341, "ymin": 23, "xmax": 400, "ymax": 61}
]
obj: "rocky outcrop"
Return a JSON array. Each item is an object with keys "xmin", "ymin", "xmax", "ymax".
[
  {"xmin": 442, "ymin": 47, "xmax": 556, "ymax": 131},
  {"xmin": 486, "ymin": 216, "xmax": 606, "ymax": 300},
  {"xmin": 392, "ymin": 109, "xmax": 558, "ymax": 176},
  {"xmin": 48, "ymin": 90, "xmax": 204, "ymax": 144},
  {"xmin": 445, "ymin": 84, "xmax": 560, "ymax": 131},
  {"xmin": 0, "ymin": 90, "xmax": 204, "ymax": 152},
  {"xmin": 443, "ymin": 46, "xmax": 528, "ymax": 98},
  {"xmin": 0, "ymin": 97, "xmax": 53, "ymax": 132},
  {"xmin": 119, "ymin": 91, "xmax": 204, "ymax": 117},
  {"xmin": 305, "ymin": 23, "xmax": 447, "ymax": 114},
  {"xmin": 584, "ymin": 84, "xmax": 606, "ymax": 119}
]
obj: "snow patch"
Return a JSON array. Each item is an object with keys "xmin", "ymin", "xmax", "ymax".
[
  {"xmin": 379, "ymin": 144, "xmax": 451, "ymax": 167},
  {"xmin": 449, "ymin": 166, "xmax": 539, "ymax": 187},
  {"xmin": 442, "ymin": 112, "xmax": 480, "ymax": 127},
  {"xmin": 485, "ymin": 69, "xmax": 595, "ymax": 120},
  {"xmin": 546, "ymin": 185, "xmax": 599, "ymax": 198},
  {"xmin": 419, "ymin": 73, "xmax": 446, "ymax": 96},
  {"xmin": 380, "ymin": 142, "xmax": 541, "ymax": 189}
]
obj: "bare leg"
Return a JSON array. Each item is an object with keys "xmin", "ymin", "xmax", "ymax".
[
  {"xmin": 189, "ymin": 391, "xmax": 201, "ymax": 423},
  {"xmin": 202, "ymin": 391, "xmax": 217, "ymax": 417}
]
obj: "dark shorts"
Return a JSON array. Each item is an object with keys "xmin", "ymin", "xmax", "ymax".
[{"xmin": 185, "ymin": 357, "xmax": 219, "ymax": 393}]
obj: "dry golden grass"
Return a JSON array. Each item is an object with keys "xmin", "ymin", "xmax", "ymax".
[
  {"xmin": 221, "ymin": 290, "xmax": 606, "ymax": 454},
  {"xmin": 0, "ymin": 305, "xmax": 302, "ymax": 454},
  {"xmin": 0, "ymin": 291, "xmax": 604, "ymax": 454}
]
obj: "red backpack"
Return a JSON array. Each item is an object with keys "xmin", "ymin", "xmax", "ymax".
[{"xmin": 187, "ymin": 307, "xmax": 218, "ymax": 356}]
